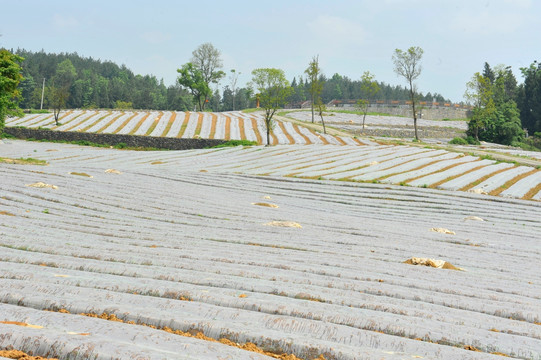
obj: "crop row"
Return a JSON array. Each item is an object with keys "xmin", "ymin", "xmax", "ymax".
[
  {"xmin": 2, "ymin": 140, "xmax": 540, "ymax": 201},
  {"xmin": 6, "ymin": 110, "xmax": 367, "ymax": 146}
]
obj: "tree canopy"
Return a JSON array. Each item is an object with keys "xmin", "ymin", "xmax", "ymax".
[
  {"xmin": 393, "ymin": 46, "xmax": 424, "ymax": 140},
  {"xmin": 0, "ymin": 49, "xmax": 24, "ymax": 134},
  {"xmin": 177, "ymin": 43, "xmax": 225, "ymax": 111},
  {"xmin": 465, "ymin": 65, "xmax": 524, "ymax": 145},
  {"xmin": 251, "ymin": 68, "xmax": 293, "ymax": 145}
]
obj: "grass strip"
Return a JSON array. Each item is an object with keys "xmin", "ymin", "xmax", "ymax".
[{"xmin": 0, "ymin": 157, "xmax": 48, "ymax": 165}]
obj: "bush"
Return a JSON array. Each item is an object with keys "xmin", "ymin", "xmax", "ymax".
[
  {"xmin": 465, "ymin": 136, "xmax": 480, "ymax": 145},
  {"xmin": 449, "ymin": 137, "xmax": 468, "ymax": 145}
]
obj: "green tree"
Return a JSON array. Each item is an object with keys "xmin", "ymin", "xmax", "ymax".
[
  {"xmin": 517, "ymin": 61, "xmax": 541, "ymax": 135},
  {"xmin": 305, "ymin": 55, "xmax": 322, "ymax": 123},
  {"xmin": 49, "ymin": 59, "xmax": 76, "ymax": 125},
  {"xmin": 250, "ymin": 68, "xmax": 293, "ymax": 145},
  {"xmin": 465, "ymin": 69, "xmax": 524, "ymax": 145},
  {"xmin": 356, "ymin": 71, "xmax": 380, "ymax": 132},
  {"xmin": 189, "ymin": 43, "xmax": 225, "ymax": 109},
  {"xmin": 228, "ymin": 69, "xmax": 240, "ymax": 111},
  {"xmin": 464, "ymin": 72, "xmax": 495, "ymax": 141},
  {"xmin": 177, "ymin": 62, "xmax": 210, "ymax": 111},
  {"xmin": 0, "ymin": 49, "xmax": 24, "ymax": 134},
  {"xmin": 392, "ymin": 46, "xmax": 424, "ymax": 140}
]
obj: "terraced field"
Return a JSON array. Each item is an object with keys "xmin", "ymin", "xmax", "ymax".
[
  {"xmin": 0, "ymin": 139, "xmax": 540, "ymax": 359},
  {"xmin": 6, "ymin": 110, "xmax": 364, "ymax": 146},
  {"xmin": 2, "ymin": 140, "xmax": 540, "ymax": 201}
]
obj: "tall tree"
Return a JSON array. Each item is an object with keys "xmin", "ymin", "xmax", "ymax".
[
  {"xmin": 356, "ymin": 71, "xmax": 380, "ymax": 132},
  {"xmin": 0, "ymin": 49, "xmax": 24, "ymax": 134},
  {"xmin": 189, "ymin": 43, "xmax": 225, "ymax": 108},
  {"xmin": 250, "ymin": 68, "xmax": 293, "ymax": 145},
  {"xmin": 464, "ymin": 72, "xmax": 495, "ymax": 141},
  {"xmin": 229, "ymin": 69, "xmax": 240, "ymax": 111},
  {"xmin": 517, "ymin": 61, "xmax": 541, "ymax": 135},
  {"xmin": 392, "ymin": 46, "xmax": 424, "ymax": 140},
  {"xmin": 305, "ymin": 55, "xmax": 322, "ymax": 123},
  {"xmin": 49, "ymin": 59, "xmax": 76, "ymax": 125},
  {"xmin": 177, "ymin": 62, "xmax": 210, "ymax": 111},
  {"xmin": 482, "ymin": 62, "xmax": 495, "ymax": 84}
]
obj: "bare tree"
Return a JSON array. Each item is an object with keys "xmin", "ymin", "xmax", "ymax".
[
  {"xmin": 229, "ymin": 69, "xmax": 240, "ymax": 110},
  {"xmin": 392, "ymin": 46, "xmax": 423, "ymax": 140},
  {"xmin": 191, "ymin": 43, "xmax": 225, "ymax": 86},
  {"xmin": 305, "ymin": 55, "xmax": 321, "ymax": 123}
]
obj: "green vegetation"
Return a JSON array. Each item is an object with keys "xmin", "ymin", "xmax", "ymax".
[
  {"xmin": 0, "ymin": 157, "xmax": 48, "ymax": 165},
  {"xmin": 393, "ymin": 46, "xmax": 424, "ymax": 140},
  {"xmin": 449, "ymin": 137, "xmax": 468, "ymax": 145},
  {"xmin": 356, "ymin": 71, "xmax": 380, "ymax": 131},
  {"xmin": 251, "ymin": 68, "xmax": 293, "ymax": 145},
  {"xmin": 22, "ymin": 137, "xmax": 163, "ymax": 151},
  {"xmin": 465, "ymin": 63, "xmax": 524, "ymax": 145},
  {"xmin": 0, "ymin": 49, "xmax": 24, "ymax": 135},
  {"xmin": 211, "ymin": 140, "xmax": 257, "ymax": 148}
]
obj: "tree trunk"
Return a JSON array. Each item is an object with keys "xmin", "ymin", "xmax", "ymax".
[
  {"xmin": 410, "ymin": 81, "xmax": 419, "ymax": 141},
  {"xmin": 362, "ymin": 111, "xmax": 367, "ymax": 133},
  {"xmin": 319, "ymin": 109, "xmax": 326, "ymax": 134},
  {"xmin": 311, "ymin": 94, "xmax": 314, "ymax": 123}
]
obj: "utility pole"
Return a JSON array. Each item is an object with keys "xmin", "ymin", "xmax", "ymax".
[{"xmin": 40, "ymin": 78, "xmax": 45, "ymax": 110}]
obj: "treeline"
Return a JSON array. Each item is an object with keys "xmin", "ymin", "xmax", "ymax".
[
  {"xmin": 288, "ymin": 73, "xmax": 449, "ymax": 105},
  {"xmin": 15, "ymin": 50, "xmax": 449, "ymax": 113},
  {"xmin": 464, "ymin": 62, "xmax": 541, "ymax": 147}
]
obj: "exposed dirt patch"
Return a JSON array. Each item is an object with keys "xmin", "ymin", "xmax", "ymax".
[
  {"xmin": 252, "ymin": 202, "xmax": 279, "ymax": 208},
  {"xmin": 430, "ymin": 227, "xmax": 455, "ymax": 235},
  {"xmin": 0, "ymin": 211, "xmax": 15, "ymax": 216},
  {"xmin": 0, "ymin": 349, "xmax": 58, "ymax": 360},
  {"xmin": 69, "ymin": 172, "xmax": 92, "ymax": 178},
  {"xmin": 404, "ymin": 257, "xmax": 462, "ymax": 270},
  {"xmin": 25, "ymin": 182, "xmax": 58, "ymax": 190},
  {"xmin": 265, "ymin": 221, "xmax": 302, "ymax": 228},
  {"xmin": 104, "ymin": 169, "xmax": 122, "ymax": 174}
]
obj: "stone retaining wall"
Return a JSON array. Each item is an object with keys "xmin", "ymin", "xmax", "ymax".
[{"xmin": 4, "ymin": 127, "xmax": 226, "ymax": 150}]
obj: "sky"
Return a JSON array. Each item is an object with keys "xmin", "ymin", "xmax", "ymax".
[{"xmin": 1, "ymin": 0, "xmax": 540, "ymax": 103}]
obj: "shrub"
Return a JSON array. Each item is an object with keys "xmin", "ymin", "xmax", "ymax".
[
  {"xmin": 449, "ymin": 137, "xmax": 468, "ymax": 145},
  {"xmin": 465, "ymin": 136, "xmax": 480, "ymax": 145}
]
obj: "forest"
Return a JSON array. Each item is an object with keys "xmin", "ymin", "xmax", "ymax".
[{"xmin": 14, "ymin": 49, "xmax": 447, "ymax": 112}]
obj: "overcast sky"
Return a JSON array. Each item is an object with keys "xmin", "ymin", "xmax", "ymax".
[{"xmin": 1, "ymin": 0, "xmax": 540, "ymax": 102}]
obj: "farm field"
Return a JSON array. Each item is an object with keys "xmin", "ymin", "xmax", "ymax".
[
  {"xmin": 285, "ymin": 110, "xmax": 469, "ymax": 131},
  {"xmin": 6, "ymin": 110, "xmax": 367, "ymax": 146},
  {"xmin": 2, "ymin": 139, "xmax": 541, "ymax": 201},
  {"xmin": 0, "ymin": 139, "xmax": 541, "ymax": 359}
]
